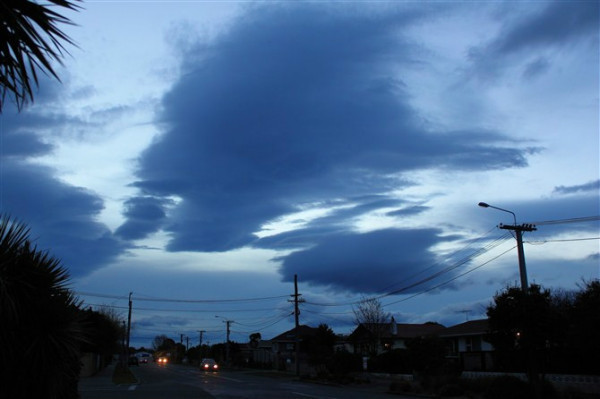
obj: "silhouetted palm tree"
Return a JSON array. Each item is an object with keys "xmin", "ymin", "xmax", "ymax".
[
  {"xmin": 0, "ymin": 215, "xmax": 85, "ymax": 398},
  {"xmin": 0, "ymin": 0, "xmax": 80, "ymax": 112}
]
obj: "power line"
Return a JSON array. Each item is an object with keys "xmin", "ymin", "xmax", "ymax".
[
  {"xmin": 304, "ymin": 229, "xmax": 512, "ymax": 307},
  {"xmin": 383, "ymin": 245, "xmax": 517, "ymax": 308},
  {"xmin": 77, "ymin": 291, "xmax": 289, "ymax": 303},
  {"xmin": 527, "ymin": 237, "xmax": 599, "ymax": 245},
  {"xmin": 527, "ymin": 216, "xmax": 599, "ymax": 226},
  {"xmin": 82, "ymin": 302, "xmax": 288, "ymax": 314}
]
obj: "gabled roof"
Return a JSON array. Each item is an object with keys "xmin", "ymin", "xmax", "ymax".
[
  {"xmin": 269, "ymin": 325, "xmax": 319, "ymax": 342},
  {"xmin": 350, "ymin": 321, "xmax": 445, "ymax": 340},
  {"xmin": 439, "ymin": 319, "xmax": 489, "ymax": 337}
]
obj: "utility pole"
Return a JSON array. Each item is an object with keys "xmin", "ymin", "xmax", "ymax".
[
  {"xmin": 121, "ymin": 320, "xmax": 126, "ymax": 367},
  {"xmin": 225, "ymin": 320, "xmax": 232, "ymax": 365},
  {"xmin": 186, "ymin": 335, "xmax": 189, "ymax": 351},
  {"xmin": 500, "ymin": 222, "xmax": 539, "ymax": 398},
  {"xmin": 289, "ymin": 274, "xmax": 304, "ymax": 376},
  {"xmin": 478, "ymin": 202, "xmax": 539, "ymax": 398},
  {"xmin": 126, "ymin": 292, "xmax": 132, "ymax": 363},
  {"xmin": 215, "ymin": 316, "xmax": 234, "ymax": 365},
  {"xmin": 197, "ymin": 330, "xmax": 205, "ymax": 365},
  {"xmin": 498, "ymin": 223, "xmax": 537, "ymax": 293}
]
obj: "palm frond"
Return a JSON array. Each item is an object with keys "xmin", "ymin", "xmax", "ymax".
[{"xmin": 0, "ymin": 0, "xmax": 81, "ymax": 112}]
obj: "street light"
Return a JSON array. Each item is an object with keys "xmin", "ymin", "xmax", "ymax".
[
  {"xmin": 478, "ymin": 202, "xmax": 536, "ymax": 293},
  {"xmin": 478, "ymin": 202, "xmax": 540, "ymax": 398},
  {"xmin": 478, "ymin": 202, "xmax": 517, "ymax": 225}
]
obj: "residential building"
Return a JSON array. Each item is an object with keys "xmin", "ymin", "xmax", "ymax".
[
  {"xmin": 349, "ymin": 317, "xmax": 445, "ymax": 355},
  {"xmin": 439, "ymin": 319, "xmax": 494, "ymax": 371}
]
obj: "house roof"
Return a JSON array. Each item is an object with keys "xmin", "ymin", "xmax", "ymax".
[
  {"xmin": 350, "ymin": 321, "xmax": 445, "ymax": 340},
  {"xmin": 269, "ymin": 325, "xmax": 319, "ymax": 342},
  {"xmin": 439, "ymin": 319, "xmax": 489, "ymax": 337}
]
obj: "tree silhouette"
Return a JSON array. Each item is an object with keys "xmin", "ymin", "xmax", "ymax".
[
  {"xmin": 486, "ymin": 284, "xmax": 557, "ymax": 372},
  {"xmin": 353, "ymin": 297, "xmax": 390, "ymax": 355},
  {"xmin": 569, "ymin": 279, "xmax": 600, "ymax": 374},
  {"xmin": 0, "ymin": 0, "xmax": 81, "ymax": 112},
  {"xmin": 0, "ymin": 215, "xmax": 85, "ymax": 398}
]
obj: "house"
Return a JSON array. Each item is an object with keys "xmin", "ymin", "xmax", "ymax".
[
  {"xmin": 438, "ymin": 319, "xmax": 494, "ymax": 371},
  {"xmin": 269, "ymin": 325, "xmax": 320, "ymax": 372},
  {"xmin": 242, "ymin": 339, "xmax": 275, "ymax": 367},
  {"xmin": 349, "ymin": 317, "xmax": 446, "ymax": 355}
]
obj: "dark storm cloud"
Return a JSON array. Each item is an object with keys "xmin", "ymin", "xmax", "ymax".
[
  {"xmin": 490, "ymin": 2, "xmax": 598, "ymax": 55},
  {"xmin": 1, "ymin": 128, "xmax": 53, "ymax": 158},
  {"xmin": 115, "ymin": 196, "xmax": 173, "ymax": 240},
  {"xmin": 278, "ymin": 228, "xmax": 445, "ymax": 294},
  {"xmin": 470, "ymin": 1, "xmax": 599, "ymax": 79},
  {"xmin": 553, "ymin": 180, "xmax": 600, "ymax": 195},
  {"xmin": 256, "ymin": 195, "xmax": 429, "ymax": 251},
  {"xmin": 387, "ymin": 205, "xmax": 430, "ymax": 217},
  {"xmin": 124, "ymin": 4, "xmax": 532, "ymax": 260},
  {"xmin": 1, "ymin": 161, "xmax": 124, "ymax": 276},
  {"xmin": 1, "ymin": 83, "xmax": 126, "ymax": 277}
]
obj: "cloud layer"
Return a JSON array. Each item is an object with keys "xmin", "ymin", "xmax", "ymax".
[
  {"xmin": 115, "ymin": 4, "xmax": 547, "ymax": 292},
  {"xmin": 2, "ymin": 2, "xmax": 597, "ymax": 299}
]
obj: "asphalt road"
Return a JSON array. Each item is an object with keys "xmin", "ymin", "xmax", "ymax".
[{"xmin": 79, "ymin": 363, "xmax": 399, "ymax": 399}]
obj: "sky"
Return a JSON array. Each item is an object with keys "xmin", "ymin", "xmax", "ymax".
[{"xmin": 1, "ymin": 0, "xmax": 598, "ymax": 349}]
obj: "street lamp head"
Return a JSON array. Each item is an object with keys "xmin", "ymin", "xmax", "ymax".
[{"xmin": 477, "ymin": 201, "xmax": 517, "ymax": 225}]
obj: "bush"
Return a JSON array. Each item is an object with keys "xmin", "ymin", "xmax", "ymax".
[
  {"xmin": 484, "ymin": 375, "xmax": 530, "ymax": 399},
  {"xmin": 326, "ymin": 350, "xmax": 362, "ymax": 375},
  {"xmin": 369, "ymin": 349, "xmax": 412, "ymax": 373},
  {"xmin": 389, "ymin": 380, "xmax": 413, "ymax": 393},
  {"xmin": 438, "ymin": 383, "xmax": 464, "ymax": 397}
]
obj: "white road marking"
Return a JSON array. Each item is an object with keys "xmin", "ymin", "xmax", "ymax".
[{"xmin": 128, "ymin": 385, "xmax": 137, "ymax": 391}]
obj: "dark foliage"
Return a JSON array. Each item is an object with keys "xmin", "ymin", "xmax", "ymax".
[
  {"xmin": 0, "ymin": 0, "xmax": 81, "ymax": 111},
  {"xmin": 368, "ymin": 349, "xmax": 412, "ymax": 374},
  {"xmin": 406, "ymin": 335, "xmax": 449, "ymax": 378},
  {"xmin": 80, "ymin": 308, "xmax": 122, "ymax": 366},
  {"xmin": 304, "ymin": 323, "xmax": 336, "ymax": 368},
  {"xmin": 0, "ymin": 216, "xmax": 84, "ymax": 398},
  {"xmin": 487, "ymin": 281, "xmax": 600, "ymax": 375},
  {"xmin": 569, "ymin": 280, "xmax": 600, "ymax": 374},
  {"xmin": 326, "ymin": 350, "xmax": 363, "ymax": 375}
]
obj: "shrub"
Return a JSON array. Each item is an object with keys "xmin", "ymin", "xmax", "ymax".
[
  {"xmin": 326, "ymin": 350, "xmax": 362, "ymax": 375},
  {"xmin": 389, "ymin": 380, "xmax": 412, "ymax": 393},
  {"xmin": 438, "ymin": 383, "xmax": 464, "ymax": 397},
  {"xmin": 369, "ymin": 349, "xmax": 412, "ymax": 373},
  {"xmin": 484, "ymin": 375, "xmax": 530, "ymax": 399}
]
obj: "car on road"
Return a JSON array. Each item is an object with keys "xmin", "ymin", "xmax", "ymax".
[
  {"xmin": 200, "ymin": 358, "xmax": 219, "ymax": 371},
  {"xmin": 157, "ymin": 356, "xmax": 169, "ymax": 365},
  {"xmin": 137, "ymin": 352, "xmax": 151, "ymax": 364}
]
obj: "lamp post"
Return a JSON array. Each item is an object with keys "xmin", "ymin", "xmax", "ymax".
[
  {"xmin": 478, "ymin": 202, "xmax": 535, "ymax": 293},
  {"xmin": 478, "ymin": 202, "xmax": 540, "ymax": 398}
]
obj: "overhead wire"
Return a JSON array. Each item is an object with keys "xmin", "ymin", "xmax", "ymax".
[
  {"xmin": 383, "ymin": 244, "xmax": 517, "ymax": 307},
  {"xmin": 303, "ymin": 228, "xmax": 512, "ymax": 307},
  {"xmin": 76, "ymin": 291, "xmax": 290, "ymax": 304},
  {"xmin": 527, "ymin": 237, "xmax": 599, "ymax": 245},
  {"xmin": 82, "ymin": 302, "xmax": 288, "ymax": 314},
  {"xmin": 78, "ymin": 217, "xmax": 598, "ymax": 344},
  {"xmin": 526, "ymin": 216, "xmax": 599, "ymax": 226}
]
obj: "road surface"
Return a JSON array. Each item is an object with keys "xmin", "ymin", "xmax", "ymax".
[{"xmin": 79, "ymin": 362, "xmax": 398, "ymax": 399}]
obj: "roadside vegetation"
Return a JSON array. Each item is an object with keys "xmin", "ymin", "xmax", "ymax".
[{"xmin": 0, "ymin": 216, "xmax": 125, "ymax": 397}]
